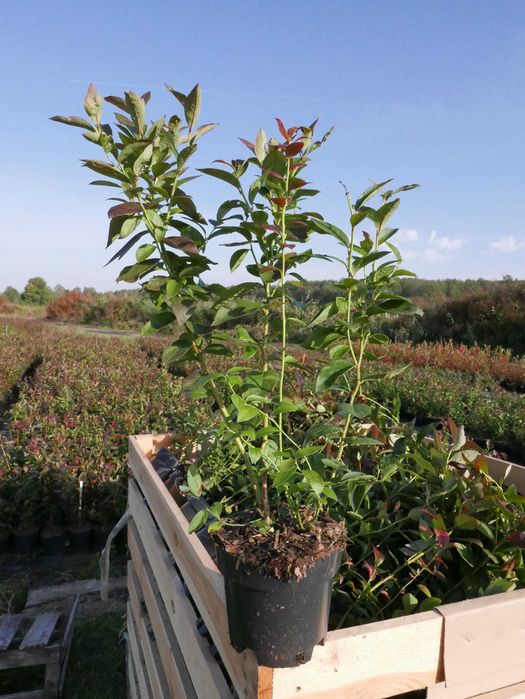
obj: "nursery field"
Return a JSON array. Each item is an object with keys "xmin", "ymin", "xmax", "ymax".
[
  {"xmin": 1, "ymin": 325, "xmax": 525, "ymax": 542},
  {"xmin": 1, "ymin": 321, "xmax": 525, "ymax": 694}
]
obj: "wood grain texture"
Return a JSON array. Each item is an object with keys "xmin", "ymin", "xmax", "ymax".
[
  {"xmin": 127, "ymin": 603, "xmax": 153, "ymax": 699},
  {"xmin": 128, "ymin": 563, "xmax": 171, "ymax": 699},
  {"xmin": 129, "ymin": 436, "xmax": 258, "ymax": 698},
  {"xmin": 20, "ymin": 612, "xmax": 60, "ymax": 649},
  {"xmin": 128, "ymin": 479, "xmax": 232, "ymax": 699}
]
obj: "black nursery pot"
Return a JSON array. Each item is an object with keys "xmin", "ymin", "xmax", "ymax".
[
  {"xmin": 216, "ymin": 546, "xmax": 342, "ymax": 668},
  {"xmin": 68, "ymin": 523, "xmax": 92, "ymax": 552},
  {"xmin": 0, "ymin": 531, "xmax": 11, "ymax": 554},
  {"xmin": 40, "ymin": 526, "xmax": 66, "ymax": 556},
  {"xmin": 13, "ymin": 526, "xmax": 39, "ymax": 555}
]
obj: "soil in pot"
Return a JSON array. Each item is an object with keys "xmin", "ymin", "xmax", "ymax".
[
  {"xmin": 13, "ymin": 526, "xmax": 39, "ymax": 555},
  {"xmin": 214, "ymin": 510, "xmax": 346, "ymax": 668},
  {"xmin": 68, "ymin": 522, "xmax": 92, "ymax": 552},
  {"xmin": 40, "ymin": 525, "xmax": 67, "ymax": 556}
]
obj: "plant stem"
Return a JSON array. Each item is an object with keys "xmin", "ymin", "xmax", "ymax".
[{"xmin": 278, "ymin": 160, "xmax": 291, "ymax": 452}]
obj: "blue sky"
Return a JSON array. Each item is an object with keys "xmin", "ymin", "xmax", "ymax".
[{"xmin": 2, "ymin": 0, "xmax": 524, "ymax": 291}]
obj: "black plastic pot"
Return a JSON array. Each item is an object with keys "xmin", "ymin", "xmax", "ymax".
[
  {"xmin": 0, "ymin": 531, "xmax": 11, "ymax": 554},
  {"xmin": 13, "ymin": 526, "xmax": 39, "ymax": 555},
  {"xmin": 40, "ymin": 526, "xmax": 66, "ymax": 556},
  {"xmin": 68, "ymin": 523, "xmax": 92, "ymax": 552},
  {"xmin": 92, "ymin": 526, "xmax": 111, "ymax": 551},
  {"xmin": 216, "ymin": 546, "xmax": 342, "ymax": 668}
]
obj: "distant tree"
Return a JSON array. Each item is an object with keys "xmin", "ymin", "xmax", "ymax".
[
  {"xmin": 3, "ymin": 286, "xmax": 20, "ymax": 303},
  {"xmin": 53, "ymin": 284, "xmax": 68, "ymax": 298},
  {"xmin": 21, "ymin": 277, "xmax": 52, "ymax": 305}
]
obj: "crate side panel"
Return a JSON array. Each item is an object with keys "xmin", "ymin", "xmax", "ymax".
[
  {"xmin": 128, "ymin": 480, "xmax": 234, "ymax": 698},
  {"xmin": 129, "ymin": 438, "xmax": 260, "ymax": 698},
  {"xmin": 271, "ymin": 611, "xmax": 444, "ymax": 699}
]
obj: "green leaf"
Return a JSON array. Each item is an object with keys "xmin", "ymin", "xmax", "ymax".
[
  {"xmin": 188, "ymin": 509, "xmax": 208, "ymax": 534},
  {"xmin": 315, "ymin": 360, "xmax": 353, "ymax": 392},
  {"xmin": 165, "ymin": 84, "xmax": 186, "ymax": 107},
  {"xmin": 302, "ymin": 469, "xmax": 324, "ymax": 496},
  {"xmin": 107, "ymin": 216, "xmax": 141, "ymax": 246},
  {"xmin": 230, "ymin": 249, "xmax": 248, "ymax": 272},
  {"xmin": 402, "ymin": 593, "xmax": 418, "ymax": 614},
  {"xmin": 337, "ymin": 403, "xmax": 371, "ymax": 419},
  {"xmin": 355, "ymin": 179, "xmax": 393, "ymax": 209},
  {"xmin": 419, "ymin": 597, "xmax": 442, "ymax": 612},
  {"xmin": 124, "ymin": 91, "xmax": 146, "ymax": 133},
  {"xmin": 312, "ymin": 220, "xmax": 348, "ymax": 246},
  {"xmin": 377, "ymin": 227, "xmax": 398, "ymax": 245},
  {"xmin": 187, "ymin": 464, "xmax": 202, "ymax": 497},
  {"xmin": 185, "ymin": 84, "xmax": 201, "ymax": 130},
  {"xmin": 50, "ymin": 115, "xmax": 95, "ymax": 131},
  {"xmin": 255, "ymin": 128, "xmax": 267, "ymax": 163},
  {"xmin": 484, "ymin": 578, "xmax": 516, "ymax": 596},
  {"xmin": 136, "ymin": 243, "xmax": 156, "ymax": 262},
  {"xmin": 82, "ymin": 160, "xmax": 130, "ymax": 183},
  {"xmin": 104, "ymin": 230, "xmax": 148, "ymax": 266},
  {"xmin": 231, "ymin": 394, "xmax": 261, "ymax": 423},
  {"xmin": 198, "ymin": 168, "xmax": 240, "ymax": 188},
  {"xmin": 116, "ymin": 259, "xmax": 160, "ymax": 282}
]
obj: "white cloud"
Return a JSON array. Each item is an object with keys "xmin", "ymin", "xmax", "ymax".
[
  {"xmin": 397, "ymin": 229, "xmax": 419, "ymax": 243},
  {"xmin": 490, "ymin": 235, "xmax": 525, "ymax": 253},
  {"xmin": 427, "ymin": 230, "xmax": 465, "ymax": 252}
]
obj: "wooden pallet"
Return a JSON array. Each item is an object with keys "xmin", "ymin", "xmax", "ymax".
[
  {"xmin": 127, "ymin": 434, "xmax": 525, "ymax": 699},
  {"xmin": 0, "ymin": 596, "xmax": 79, "ymax": 699}
]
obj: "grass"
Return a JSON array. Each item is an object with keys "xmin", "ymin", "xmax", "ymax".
[{"xmin": 0, "ymin": 553, "xmax": 127, "ymax": 697}]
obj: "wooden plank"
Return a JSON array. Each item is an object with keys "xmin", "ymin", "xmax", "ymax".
[
  {"xmin": 128, "ymin": 527, "xmax": 199, "ymax": 699},
  {"xmin": 0, "ymin": 614, "xmax": 22, "ymax": 651},
  {"xmin": 0, "ymin": 645, "xmax": 60, "ymax": 670},
  {"xmin": 485, "ymin": 455, "xmax": 525, "ymax": 494},
  {"xmin": 128, "ymin": 483, "xmax": 231, "ymax": 699},
  {"xmin": 20, "ymin": 612, "xmax": 60, "ymax": 649},
  {"xmin": 128, "ymin": 648, "xmax": 141, "ymax": 699},
  {"xmin": 128, "ymin": 442, "xmax": 257, "ymax": 697},
  {"xmin": 128, "ymin": 563, "xmax": 171, "ymax": 699},
  {"xmin": 270, "ymin": 611, "xmax": 444, "ymax": 699},
  {"xmin": 58, "ymin": 595, "xmax": 80, "ymax": 697},
  {"xmin": 25, "ymin": 578, "xmax": 127, "ymax": 608},
  {"xmin": 127, "ymin": 603, "xmax": 153, "ymax": 699}
]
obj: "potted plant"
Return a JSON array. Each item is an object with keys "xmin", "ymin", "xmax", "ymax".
[
  {"xmin": 62, "ymin": 476, "xmax": 92, "ymax": 552},
  {"xmin": 40, "ymin": 470, "xmax": 67, "ymax": 556},
  {"xmin": 88, "ymin": 478, "xmax": 127, "ymax": 550},
  {"xmin": 12, "ymin": 472, "xmax": 42, "ymax": 555}
]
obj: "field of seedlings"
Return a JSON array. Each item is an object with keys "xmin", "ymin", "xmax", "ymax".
[{"xmin": 1, "ymin": 325, "xmax": 525, "ymax": 548}]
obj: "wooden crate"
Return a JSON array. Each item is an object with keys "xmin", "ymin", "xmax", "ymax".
[{"xmin": 127, "ymin": 434, "xmax": 525, "ymax": 699}]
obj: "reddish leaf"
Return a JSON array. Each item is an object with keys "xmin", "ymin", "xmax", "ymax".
[
  {"xmin": 271, "ymin": 197, "xmax": 287, "ymax": 208},
  {"xmin": 107, "ymin": 202, "xmax": 142, "ymax": 218},
  {"xmin": 435, "ymin": 529, "xmax": 451, "ymax": 547},
  {"xmin": 284, "ymin": 141, "xmax": 304, "ymax": 157},
  {"xmin": 163, "ymin": 236, "xmax": 199, "ymax": 255},
  {"xmin": 238, "ymin": 137, "xmax": 255, "ymax": 152},
  {"xmin": 262, "ymin": 168, "xmax": 284, "ymax": 179},
  {"xmin": 275, "ymin": 117, "xmax": 289, "ymax": 141},
  {"xmin": 508, "ymin": 531, "xmax": 525, "ymax": 548},
  {"xmin": 262, "ymin": 225, "xmax": 280, "ymax": 233},
  {"xmin": 363, "ymin": 561, "xmax": 377, "ymax": 581},
  {"xmin": 372, "ymin": 545, "xmax": 385, "ymax": 566},
  {"xmin": 290, "ymin": 178, "xmax": 308, "ymax": 190}
]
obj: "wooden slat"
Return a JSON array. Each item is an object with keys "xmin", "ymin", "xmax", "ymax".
[
  {"xmin": 128, "ymin": 482, "xmax": 231, "ymax": 699},
  {"xmin": 270, "ymin": 611, "xmax": 444, "ymax": 699},
  {"xmin": 128, "ymin": 526, "xmax": 200, "ymax": 699},
  {"xmin": 20, "ymin": 612, "xmax": 60, "ymax": 649},
  {"xmin": 0, "ymin": 614, "xmax": 22, "ymax": 651},
  {"xmin": 128, "ymin": 563, "xmax": 171, "ymax": 699},
  {"xmin": 58, "ymin": 595, "xmax": 80, "ymax": 697},
  {"xmin": 485, "ymin": 455, "xmax": 525, "ymax": 494},
  {"xmin": 128, "ymin": 443, "xmax": 256, "ymax": 697},
  {"xmin": 0, "ymin": 645, "xmax": 60, "ymax": 670},
  {"xmin": 25, "ymin": 578, "xmax": 126, "ymax": 608},
  {"xmin": 128, "ymin": 648, "xmax": 141, "ymax": 699},
  {"xmin": 127, "ymin": 603, "xmax": 153, "ymax": 699}
]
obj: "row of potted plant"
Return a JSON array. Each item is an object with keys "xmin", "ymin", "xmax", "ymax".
[{"xmin": 54, "ymin": 82, "xmax": 525, "ymax": 668}]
